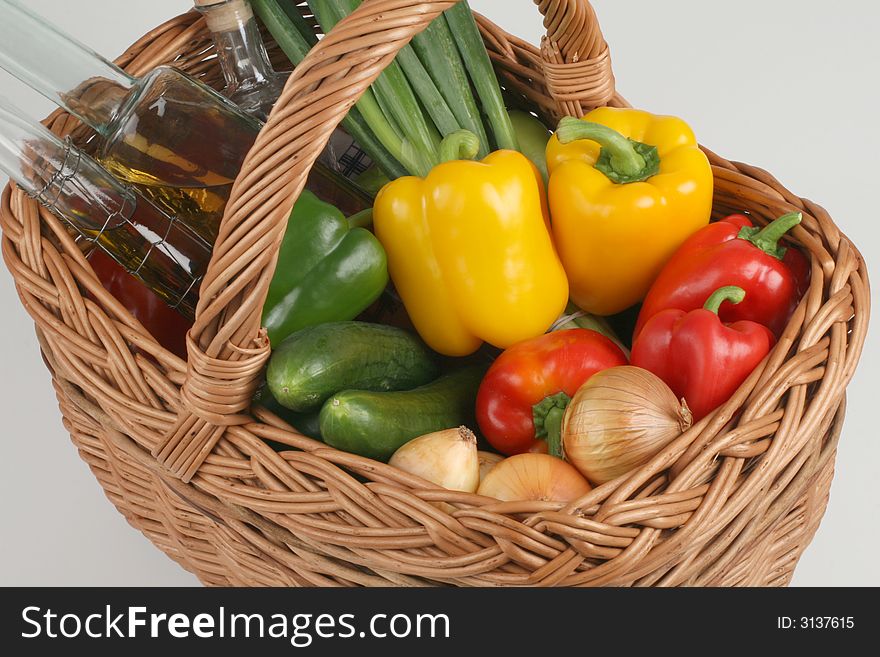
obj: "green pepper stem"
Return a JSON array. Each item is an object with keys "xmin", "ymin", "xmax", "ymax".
[
  {"xmin": 703, "ymin": 286, "xmax": 746, "ymax": 315},
  {"xmin": 556, "ymin": 116, "xmax": 660, "ymax": 183},
  {"xmin": 439, "ymin": 129, "xmax": 480, "ymax": 163},
  {"xmin": 737, "ymin": 212, "xmax": 802, "ymax": 260}
]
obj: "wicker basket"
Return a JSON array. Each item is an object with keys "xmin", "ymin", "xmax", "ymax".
[{"xmin": 0, "ymin": 0, "xmax": 870, "ymax": 587}]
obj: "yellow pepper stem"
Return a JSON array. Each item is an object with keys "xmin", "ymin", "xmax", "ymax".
[
  {"xmin": 439, "ymin": 129, "xmax": 480, "ymax": 163},
  {"xmin": 556, "ymin": 116, "xmax": 660, "ymax": 184}
]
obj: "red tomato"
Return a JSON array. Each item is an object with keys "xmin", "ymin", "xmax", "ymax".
[
  {"xmin": 87, "ymin": 249, "xmax": 192, "ymax": 359},
  {"xmin": 476, "ymin": 329, "xmax": 628, "ymax": 455}
]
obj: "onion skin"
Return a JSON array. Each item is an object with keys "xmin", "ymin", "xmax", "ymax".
[
  {"xmin": 562, "ymin": 366, "xmax": 692, "ymax": 485},
  {"xmin": 477, "ymin": 450, "xmax": 504, "ymax": 483},
  {"xmin": 477, "ymin": 453, "xmax": 592, "ymax": 502},
  {"xmin": 390, "ymin": 426, "xmax": 480, "ymax": 493}
]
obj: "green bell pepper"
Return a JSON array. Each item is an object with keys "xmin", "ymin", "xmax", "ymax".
[{"xmin": 263, "ymin": 191, "xmax": 389, "ymax": 346}]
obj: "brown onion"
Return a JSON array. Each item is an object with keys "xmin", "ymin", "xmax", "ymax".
[
  {"xmin": 390, "ymin": 426, "xmax": 479, "ymax": 493},
  {"xmin": 477, "ymin": 450, "xmax": 504, "ymax": 484},
  {"xmin": 562, "ymin": 366, "xmax": 692, "ymax": 485},
  {"xmin": 477, "ymin": 453, "xmax": 592, "ymax": 502}
]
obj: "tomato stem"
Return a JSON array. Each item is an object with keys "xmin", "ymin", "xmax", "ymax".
[
  {"xmin": 532, "ymin": 391, "xmax": 570, "ymax": 458},
  {"xmin": 543, "ymin": 407, "xmax": 565, "ymax": 458}
]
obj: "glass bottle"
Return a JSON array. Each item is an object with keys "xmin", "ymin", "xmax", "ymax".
[
  {"xmin": 0, "ymin": 0, "xmax": 371, "ymax": 241},
  {"xmin": 195, "ymin": 0, "xmax": 288, "ymax": 122},
  {"xmin": 0, "ymin": 98, "xmax": 209, "ymax": 318},
  {"xmin": 0, "ymin": 0, "xmax": 261, "ymax": 245},
  {"xmin": 195, "ymin": 0, "xmax": 375, "ymax": 190}
]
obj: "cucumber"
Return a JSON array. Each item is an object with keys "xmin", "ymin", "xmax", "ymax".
[
  {"xmin": 253, "ymin": 380, "xmax": 323, "ymax": 441},
  {"xmin": 286, "ymin": 410, "xmax": 322, "ymax": 441},
  {"xmin": 266, "ymin": 321, "xmax": 438, "ymax": 413},
  {"xmin": 319, "ymin": 365, "xmax": 485, "ymax": 461}
]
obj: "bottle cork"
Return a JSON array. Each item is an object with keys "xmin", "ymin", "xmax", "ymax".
[{"xmin": 194, "ymin": 0, "xmax": 253, "ymax": 33}]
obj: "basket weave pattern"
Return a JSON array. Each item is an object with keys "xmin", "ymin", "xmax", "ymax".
[{"xmin": 0, "ymin": 0, "xmax": 869, "ymax": 586}]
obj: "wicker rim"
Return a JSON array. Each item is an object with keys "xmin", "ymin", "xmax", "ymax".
[{"xmin": 0, "ymin": 0, "xmax": 870, "ymax": 586}]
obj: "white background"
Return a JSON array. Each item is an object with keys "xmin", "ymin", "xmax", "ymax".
[{"xmin": 0, "ymin": 0, "xmax": 877, "ymax": 586}]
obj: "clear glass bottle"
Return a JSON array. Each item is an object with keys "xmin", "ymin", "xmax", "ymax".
[
  {"xmin": 196, "ymin": 0, "xmax": 374, "ymax": 187},
  {"xmin": 195, "ymin": 0, "xmax": 288, "ymax": 122},
  {"xmin": 0, "ymin": 0, "xmax": 371, "ymax": 241},
  {"xmin": 0, "ymin": 98, "xmax": 209, "ymax": 318},
  {"xmin": 0, "ymin": 0, "xmax": 261, "ymax": 245}
]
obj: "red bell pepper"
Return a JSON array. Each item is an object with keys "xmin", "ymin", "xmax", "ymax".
[
  {"xmin": 634, "ymin": 212, "xmax": 810, "ymax": 339},
  {"xmin": 476, "ymin": 328, "xmax": 627, "ymax": 456},
  {"xmin": 88, "ymin": 249, "xmax": 192, "ymax": 359},
  {"xmin": 631, "ymin": 286, "xmax": 775, "ymax": 421}
]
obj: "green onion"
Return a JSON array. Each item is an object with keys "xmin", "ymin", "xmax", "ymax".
[
  {"xmin": 252, "ymin": 0, "xmax": 313, "ymax": 62},
  {"xmin": 260, "ymin": 0, "xmax": 519, "ymax": 179},
  {"xmin": 341, "ymin": 106, "xmax": 408, "ymax": 180},
  {"xmin": 354, "ymin": 88, "xmax": 412, "ymax": 173},
  {"xmin": 334, "ymin": 0, "xmax": 439, "ymax": 175},
  {"xmin": 395, "ymin": 45, "xmax": 460, "ymax": 138},
  {"xmin": 297, "ymin": 0, "xmax": 413, "ymax": 176},
  {"xmin": 309, "ymin": 0, "xmax": 433, "ymax": 176},
  {"xmin": 252, "ymin": 0, "xmax": 407, "ymax": 179},
  {"xmin": 276, "ymin": 0, "xmax": 318, "ymax": 48},
  {"xmin": 411, "ymin": 16, "xmax": 489, "ymax": 157},
  {"xmin": 444, "ymin": 1, "xmax": 518, "ymax": 151}
]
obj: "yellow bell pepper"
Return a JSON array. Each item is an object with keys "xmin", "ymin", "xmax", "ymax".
[
  {"xmin": 546, "ymin": 107, "xmax": 713, "ymax": 315},
  {"xmin": 373, "ymin": 131, "xmax": 569, "ymax": 356}
]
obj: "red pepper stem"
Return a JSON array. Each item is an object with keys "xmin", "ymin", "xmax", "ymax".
[
  {"xmin": 532, "ymin": 391, "xmax": 570, "ymax": 458},
  {"xmin": 737, "ymin": 212, "xmax": 802, "ymax": 260},
  {"xmin": 555, "ymin": 116, "xmax": 660, "ymax": 184},
  {"xmin": 439, "ymin": 129, "xmax": 480, "ymax": 163},
  {"xmin": 703, "ymin": 286, "xmax": 746, "ymax": 315}
]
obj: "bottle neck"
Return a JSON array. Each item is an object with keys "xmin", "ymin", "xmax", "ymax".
[
  {"xmin": 0, "ymin": 97, "xmax": 207, "ymax": 317},
  {"xmin": 0, "ymin": 0, "xmax": 136, "ymax": 136},
  {"xmin": 0, "ymin": 97, "xmax": 132, "ymax": 230},
  {"xmin": 197, "ymin": 0, "xmax": 276, "ymax": 92}
]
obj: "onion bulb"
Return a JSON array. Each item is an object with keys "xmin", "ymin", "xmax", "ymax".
[
  {"xmin": 477, "ymin": 450, "xmax": 504, "ymax": 483},
  {"xmin": 477, "ymin": 453, "xmax": 591, "ymax": 502},
  {"xmin": 389, "ymin": 426, "xmax": 479, "ymax": 493},
  {"xmin": 562, "ymin": 366, "xmax": 692, "ymax": 485}
]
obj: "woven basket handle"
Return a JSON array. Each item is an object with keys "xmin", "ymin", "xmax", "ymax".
[{"xmin": 154, "ymin": 0, "xmax": 615, "ymax": 482}]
